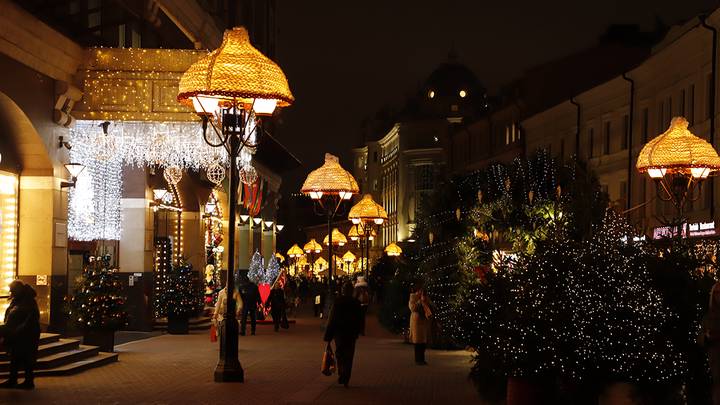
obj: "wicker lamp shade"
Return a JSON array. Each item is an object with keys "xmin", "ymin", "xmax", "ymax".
[
  {"xmin": 287, "ymin": 244, "xmax": 304, "ymax": 258},
  {"xmin": 348, "ymin": 194, "xmax": 388, "ymax": 222},
  {"xmin": 315, "ymin": 257, "xmax": 328, "ymax": 269},
  {"xmin": 385, "ymin": 242, "xmax": 402, "ymax": 257},
  {"xmin": 637, "ymin": 117, "xmax": 720, "ymax": 176},
  {"xmin": 323, "ymin": 228, "xmax": 348, "ymax": 246},
  {"xmin": 301, "ymin": 153, "xmax": 359, "ymax": 196},
  {"xmin": 177, "ymin": 27, "xmax": 294, "ymax": 110},
  {"xmin": 347, "ymin": 226, "xmax": 360, "ymax": 240},
  {"xmin": 303, "ymin": 239, "xmax": 323, "ymax": 254},
  {"xmin": 275, "ymin": 252, "xmax": 285, "ymax": 262},
  {"xmin": 342, "ymin": 251, "xmax": 356, "ymax": 262}
]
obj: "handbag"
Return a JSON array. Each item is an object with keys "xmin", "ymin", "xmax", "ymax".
[
  {"xmin": 210, "ymin": 322, "xmax": 218, "ymax": 343},
  {"xmin": 321, "ymin": 342, "xmax": 336, "ymax": 376}
]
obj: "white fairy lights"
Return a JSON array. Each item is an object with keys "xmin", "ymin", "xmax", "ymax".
[
  {"xmin": 68, "ymin": 128, "xmax": 123, "ymax": 241},
  {"xmin": 0, "ymin": 172, "xmax": 18, "ymax": 313}
]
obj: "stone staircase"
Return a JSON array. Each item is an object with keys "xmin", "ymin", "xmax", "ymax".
[
  {"xmin": 0, "ymin": 333, "xmax": 117, "ymax": 378},
  {"xmin": 153, "ymin": 316, "xmax": 213, "ymax": 331}
]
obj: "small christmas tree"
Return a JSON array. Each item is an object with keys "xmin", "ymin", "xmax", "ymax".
[
  {"xmin": 248, "ymin": 250, "xmax": 264, "ymax": 284},
  {"xmin": 265, "ymin": 255, "xmax": 280, "ymax": 285},
  {"xmin": 67, "ymin": 256, "xmax": 128, "ymax": 331},
  {"xmin": 156, "ymin": 261, "xmax": 202, "ymax": 319}
]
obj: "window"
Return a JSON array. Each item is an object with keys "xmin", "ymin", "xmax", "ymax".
[
  {"xmin": 604, "ymin": 121, "xmax": 611, "ymax": 155},
  {"xmin": 621, "ymin": 115, "xmax": 629, "ymax": 150},
  {"xmin": 680, "ymin": 89, "xmax": 686, "ymax": 116},
  {"xmin": 505, "ymin": 126, "xmax": 510, "ymax": 145},
  {"xmin": 666, "ymin": 96, "xmax": 672, "ymax": 127},
  {"xmin": 588, "ymin": 128, "xmax": 595, "ymax": 158},
  {"xmin": 601, "ymin": 184, "xmax": 609, "ymax": 196},
  {"xmin": 641, "ymin": 108, "xmax": 649, "ymax": 142},
  {"xmin": 689, "ymin": 84, "xmax": 695, "ymax": 125},
  {"xmin": 619, "ymin": 180, "xmax": 627, "ymax": 209},
  {"xmin": 511, "ymin": 124, "xmax": 516, "ymax": 142},
  {"xmin": 415, "ymin": 165, "xmax": 434, "ymax": 191},
  {"xmin": 658, "ymin": 101, "xmax": 664, "ymax": 131}
]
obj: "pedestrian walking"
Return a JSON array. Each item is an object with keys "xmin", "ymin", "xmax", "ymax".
[
  {"xmin": 0, "ymin": 281, "xmax": 41, "ymax": 389},
  {"xmin": 324, "ymin": 282, "xmax": 362, "ymax": 387},
  {"xmin": 353, "ymin": 276, "xmax": 370, "ymax": 335},
  {"xmin": 266, "ymin": 284, "xmax": 286, "ymax": 332},
  {"xmin": 238, "ymin": 273, "xmax": 261, "ymax": 336},
  {"xmin": 408, "ymin": 284, "xmax": 432, "ymax": 365},
  {"xmin": 213, "ymin": 286, "xmax": 242, "ymax": 346}
]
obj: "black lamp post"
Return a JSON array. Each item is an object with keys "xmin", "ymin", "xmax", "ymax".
[{"xmin": 177, "ymin": 27, "xmax": 294, "ymax": 383}]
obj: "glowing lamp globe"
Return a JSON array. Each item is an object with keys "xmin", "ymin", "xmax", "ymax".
[
  {"xmin": 637, "ymin": 117, "xmax": 720, "ymax": 179},
  {"xmin": 348, "ymin": 194, "xmax": 388, "ymax": 225},
  {"xmin": 301, "ymin": 153, "xmax": 359, "ymax": 200},
  {"xmin": 384, "ymin": 242, "xmax": 402, "ymax": 257},
  {"xmin": 177, "ymin": 27, "xmax": 294, "ymax": 117}
]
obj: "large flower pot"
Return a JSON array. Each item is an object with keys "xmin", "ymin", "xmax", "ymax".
[
  {"xmin": 506, "ymin": 376, "xmax": 549, "ymax": 405},
  {"xmin": 167, "ymin": 315, "xmax": 190, "ymax": 335},
  {"xmin": 83, "ymin": 329, "xmax": 116, "ymax": 352}
]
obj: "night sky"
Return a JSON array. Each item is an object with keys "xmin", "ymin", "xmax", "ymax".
[{"xmin": 272, "ymin": 0, "xmax": 718, "ymax": 197}]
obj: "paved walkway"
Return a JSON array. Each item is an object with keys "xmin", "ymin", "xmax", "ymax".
[{"xmin": 1, "ymin": 312, "xmax": 481, "ymax": 404}]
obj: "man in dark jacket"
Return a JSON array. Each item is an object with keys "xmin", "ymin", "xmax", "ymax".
[
  {"xmin": 324, "ymin": 281, "xmax": 362, "ymax": 387},
  {"xmin": 266, "ymin": 285, "xmax": 286, "ymax": 332},
  {"xmin": 1, "ymin": 281, "xmax": 40, "ymax": 389},
  {"xmin": 238, "ymin": 274, "xmax": 262, "ymax": 336}
]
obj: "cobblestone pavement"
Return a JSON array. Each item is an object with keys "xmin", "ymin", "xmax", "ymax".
[{"xmin": 1, "ymin": 312, "xmax": 481, "ymax": 405}]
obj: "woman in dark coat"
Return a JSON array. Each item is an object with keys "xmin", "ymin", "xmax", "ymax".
[
  {"xmin": 1, "ymin": 281, "xmax": 41, "ymax": 389},
  {"xmin": 324, "ymin": 282, "xmax": 362, "ymax": 387}
]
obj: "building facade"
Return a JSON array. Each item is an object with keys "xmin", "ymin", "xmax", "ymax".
[{"xmin": 522, "ymin": 10, "xmax": 720, "ymax": 234}]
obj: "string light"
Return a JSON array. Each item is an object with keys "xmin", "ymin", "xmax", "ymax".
[{"xmin": 0, "ymin": 172, "xmax": 18, "ymax": 312}]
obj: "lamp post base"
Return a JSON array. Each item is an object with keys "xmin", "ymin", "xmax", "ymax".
[{"xmin": 214, "ymin": 361, "xmax": 244, "ymax": 382}]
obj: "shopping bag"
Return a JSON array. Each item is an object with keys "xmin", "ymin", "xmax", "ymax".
[
  {"xmin": 321, "ymin": 343, "xmax": 336, "ymax": 376},
  {"xmin": 210, "ymin": 322, "xmax": 218, "ymax": 343}
]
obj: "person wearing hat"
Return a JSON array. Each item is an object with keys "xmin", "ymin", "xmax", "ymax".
[{"xmin": 353, "ymin": 276, "xmax": 370, "ymax": 336}]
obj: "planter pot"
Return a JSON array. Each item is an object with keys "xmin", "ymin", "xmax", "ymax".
[
  {"xmin": 506, "ymin": 376, "xmax": 550, "ymax": 405},
  {"xmin": 167, "ymin": 315, "xmax": 190, "ymax": 335},
  {"xmin": 83, "ymin": 329, "xmax": 116, "ymax": 352}
]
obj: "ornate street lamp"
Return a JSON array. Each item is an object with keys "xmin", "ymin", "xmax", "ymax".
[
  {"xmin": 342, "ymin": 250, "xmax": 356, "ymax": 273},
  {"xmin": 348, "ymin": 194, "xmax": 388, "ymax": 278},
  {"xmin": 177, "ymin": 26, "xmax": 293, "ymax": 383},
  {"xmin": 303, "ymin": 239, "xmax": 323, "ymax": 273},
  {"xmin": 637, "ymin": 117, "xmax": 720, "ymax": 230},
  {"xmin": 384, "ymin": 242, "xmax": 402, "ymax": 257},
  {"xmin": 301, "ymin": 154, "xmax": 359, "ymax": 280},
  {"xmin": 287, "ymin": 244, "xmax": 304, "ymax": 275}
]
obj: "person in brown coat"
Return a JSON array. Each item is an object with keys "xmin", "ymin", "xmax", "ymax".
[
  {"xmin": 408, "ymin": 285, "xmax": 432, "ymax": 365},
  {"xmin": 0, "ymin": 281, "xmax": 41, "ymax": 389}
]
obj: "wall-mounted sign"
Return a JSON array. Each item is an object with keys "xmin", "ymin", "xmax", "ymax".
[
  {"xmin": 36, "ymin": 275, "xmax": 48, "ymax": 286},
  {"xmin": 652, "ymin": 221, "xmax": 716, "ymax": 240}
]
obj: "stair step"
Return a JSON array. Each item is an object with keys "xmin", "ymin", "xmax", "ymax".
[
  {"xmin": 0, "ymin": 345, "xmax": 99, "ymax": 372},
  {"xmin": 39, "ymin": 333, "xmax": 61, "ymax": 345},
  {"xmin": 0, "ymin": 338, "xmax": 79, "ymax": 362},
  {"xmin": 0, "ymin": 352, "xmax": 118, "ymax": 378}
]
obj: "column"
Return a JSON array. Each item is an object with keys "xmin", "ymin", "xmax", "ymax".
[
  {"xmin": 262, "ymin": 228, "xmax": 274, "ymax": 265},
  {"xmin": 17, "ymin": 175, "xmax": 66, "ymax": 330}
]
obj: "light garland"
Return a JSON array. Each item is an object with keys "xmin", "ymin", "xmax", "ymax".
[
  {"xmin": 68, "ymin": 129, "xmax": 123, "ymax": 241},
  {"xmin": 71, "ymin": 120, "xmax": 228, "ymax": 171},
  {"xmin": 0, "ymin": 172, "xmax": 18, "ymax": 314}
]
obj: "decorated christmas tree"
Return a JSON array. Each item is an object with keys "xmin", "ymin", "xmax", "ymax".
[
  {"xmin": 264, "ymin": 255, "xmax": 280, "ymax": 285},
  {"xmin": 155, "ymin": 261, "xmax": 202, "ymax": 319},
  {"xmin": 67, "ymin": 256, "xmax": 128, "ymax": 331},
  {"xmin": 248, "ymin": 250, "xmax": 264, "ymax": 284}
]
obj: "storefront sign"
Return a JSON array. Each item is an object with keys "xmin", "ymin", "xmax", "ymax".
[{"xmin": 652, "ymin": 221, "xmax": 716, "ymax": 240}]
